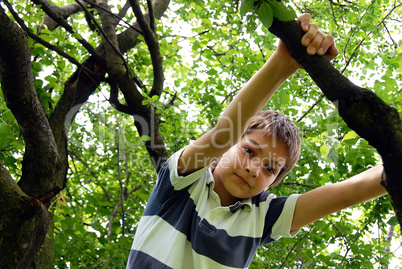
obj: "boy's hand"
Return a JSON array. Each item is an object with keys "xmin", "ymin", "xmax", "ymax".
[
  {"xmin": 275, "ymin": 13, "xmax": 339, "ymax": 70},
  {"xmin": 298, "ymin": 14, "xmax": 338, "ymax": 59}
]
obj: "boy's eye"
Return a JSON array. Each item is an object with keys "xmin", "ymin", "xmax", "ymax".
[
  {"xmin": 265, "ymin": 165, "xmax": 275, "ymax": 174},
  {"xmin": 244, "ymin": 147, "xmax": 254, "ymax": 156}
]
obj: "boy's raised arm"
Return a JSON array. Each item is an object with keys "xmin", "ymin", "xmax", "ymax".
[
  {"xmin": 178, "ymin": 14, "xmax": 338, "ymax": 176},
  {"xmin": 291, "ymin": 164, "xmax": 387, "ymax": 231}
]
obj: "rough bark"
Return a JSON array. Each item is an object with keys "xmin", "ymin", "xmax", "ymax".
[
  {"xmin": 0, "ymin": 6, "xmax": 61, "ymax": 268},
  {"xmin": 269, "ymin": 18, "xmax": 402, "ymax": 227},
  {"xmin": 0, "ymin": 7, "xmax": 61, "ymax": 197}
]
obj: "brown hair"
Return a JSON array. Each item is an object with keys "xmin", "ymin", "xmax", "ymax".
[{"xmin": 244, "ymin": 110, "xmax": 301, "ymax": 187}]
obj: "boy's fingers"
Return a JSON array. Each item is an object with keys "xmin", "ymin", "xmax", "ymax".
[
  {"xmin": 316, "ymin": 34, "xmax": 334, "ymax": 56},
  {"xmin": 297, "ymin": 13, "xmax": 311, "ymax": 32},
  {"xmin": 301, "ymin": 23, "xmax": 318, "ymax": 47},
  {"xmin": 326, "ymin": 43, "xmax": 339, "ymax": 60},
  {"xmin": 317, "ymin": 35, "xmax": 339, "ymax": 59},
  {"xmin": 307, "ymin": 35, "xmax": 324, "ymax": 55},
  {"xmin": 296, "ymin": 13, "xmax": 339, "ymax": 60}
]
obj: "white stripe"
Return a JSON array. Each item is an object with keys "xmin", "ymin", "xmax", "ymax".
[
  {"xmin": 131, "ymin": 216, "xmax": 246, "ymax": 269},
  {"xmin": 271, "ymin": 194, "xmax": 301, "ymax": 240}
]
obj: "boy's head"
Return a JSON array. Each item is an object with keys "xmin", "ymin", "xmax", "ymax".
[{"xmin": 244, "ymin": 110, "xmax": 301, "ymax": 187}]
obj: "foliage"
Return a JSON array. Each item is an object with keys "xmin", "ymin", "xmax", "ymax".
[
  {"xmin": 0, "ymin": 0, "xmax": 401, "ymax": 268},
  {"xmin": 240, "ymin": 0, "xmax": 297, "ymax": 28}
]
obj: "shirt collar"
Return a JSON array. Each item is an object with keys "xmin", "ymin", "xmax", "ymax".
[{"xmin": 206, "ymin": 168, "xmax": 253, "ymax": 212}]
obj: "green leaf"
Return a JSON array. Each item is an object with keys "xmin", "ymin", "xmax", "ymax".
[
  {"xmin": 343, "ymin": 130, "xmax": 359, "ymax": 140},
  {"xmin": 320, "ymin": 144, "xmax": 329, "ymax": 159},
  {"xmin": 71, "ymin": 32, "xmax": 82, "ymax": 40},
  {"xmin": 240, "ymin": 0, "xmax": 254, "ymax": 17},
  {"xmin": 0, "ymin": 122, "xmax": 9, "ymax": 135},
  {"xmin": 387, "ymin": 216, "xmax": 399, "ymax": 226},
  {"xmin": 256, "ymin": 1, "xmax": 274, "ymax": 29},
  {"xmin": 268, "ymin": 0, "xmax": 297, "ymax": 21}
]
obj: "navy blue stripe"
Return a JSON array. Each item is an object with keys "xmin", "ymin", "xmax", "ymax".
[
  {"xmin": 192, "ymin": 218, "xmax": 260, "ymax": 267},
  {"xmin": 261, "ymin": 196, "xmax": 287, "ymax": 245},
  {"xmin": 127, "ymin": 250, "xmax": 172, "ymax": 269},
  {"xmin": 252, "ymin": 191, "xmax": 270, "ymax": 206},
  {"xmin": 139, "ymin": 162, "xmax": 285, "ymax": 267}
]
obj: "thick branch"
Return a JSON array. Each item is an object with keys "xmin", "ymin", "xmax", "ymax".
[
  {"xmin": 80, "ymin": 0, "xmax": 130, "ymax": 74},
  {"xmin": 146, "ymin": 0, "xmax": 156, "ymax": 32},
  {"xmin": 269, "ymin": 18, "xmax": 402, "ymax": 226},
  {"xmin": 118, "ymin": 0, "xmax": 170, "ymax": 53},
  {"xmin": 96, "ymin": 0, "xmax": 144, "ymax": 110},
  {"xmin": 129, "ymin": 0, "xmax": 164, "ymax": 97},
  {"xmin": 0, "ymin": 6, "xmax": 61, "ymax": 196},
  {"xmin": 109, "ymin": 79, "xmax": 137, "ymax": 115},
  {"xmin": 0, "ymin": 161, "xmax": 30, "ymax": 216}
]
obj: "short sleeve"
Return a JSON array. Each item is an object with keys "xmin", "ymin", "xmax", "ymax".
[
  {"xmin": 269, "ymin": 194, "xmax": 301, "ymax": 240},
  {"xmin": 162, "ymin": 147, "xmax": 211, "ymax": 191},
  {"xmin": 143, "ymin": 148, "xmax": 212, "ymax": 215}
]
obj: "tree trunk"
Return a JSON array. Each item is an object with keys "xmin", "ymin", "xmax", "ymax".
[{"xmin": 0, "ymin": 6, "xmax": 59, "ymax": 268}]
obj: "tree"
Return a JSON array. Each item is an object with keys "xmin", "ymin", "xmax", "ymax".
[{"xmin": 0, "ymin": 0, "xmax": 400, "ymax": 268}]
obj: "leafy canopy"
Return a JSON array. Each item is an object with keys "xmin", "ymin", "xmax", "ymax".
[
  {"xmin": 240, "ymin": 0, "xmax": 297, "ymax": 28},
  {"xmin": 0, "ymin": 0, "xmax": 401, "ymax": 268}
]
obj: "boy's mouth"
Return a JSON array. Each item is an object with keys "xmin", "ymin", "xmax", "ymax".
[{"xmin": 235, "ymin": 174, "xmax": 250, "ymax": 188}]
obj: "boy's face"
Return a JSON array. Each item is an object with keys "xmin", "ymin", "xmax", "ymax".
[{"xmin": 213, "ymin": 131, "xmax": 288, "ymax": 206}]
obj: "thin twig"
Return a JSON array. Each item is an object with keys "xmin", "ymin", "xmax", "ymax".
[
  {"xmin": 68, "ymin": 149, "xmax": 113, "ymax": 199},
  {"xmin": 279, "ymin": 182, "xmax": 316, "ymax": 189},
  {"xmin": 278, "ymin": 225, "xmax": 314, "ymax": 269},
  {"xmin": 31, "ymin": 0, "xmax": 104, "ymax": 63}
]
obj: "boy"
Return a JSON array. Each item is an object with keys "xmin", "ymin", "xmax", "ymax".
[{"xmin": 127, "ymin": 14, "xmax": 387, "ymax": 268}]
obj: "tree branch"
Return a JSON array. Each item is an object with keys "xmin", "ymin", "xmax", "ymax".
[
  {"xmin": 77, "ymin": 0, "xmax": 130, "ymax": 75},
  {"xmin": 31, "ymin": 0, "xmax": 104, "ymax": 64},
  {"xmin": 116, "ymin": 123, "xmax": 127, "ymax": 235},
  {"xmin": 50, "ymin": 0, "xmax": 170, "ymax": 174},
  {"xmin": 129, "ymin": 0, "xmax": 164, "ymax": 97},
  {"xmin": 147, "ymin": 0, "xmax": 156, "ymax": 32},
  {"xmin": 109, "ymin": 79, "xmax": 137, "ymax": 115},
  {"xmin": 278, "ymin": 225, "xmax": 314, "ymax": 269},
  {"xmin": 2, "ymin": 0, "xmax": 102, "ymax": 80},
  {"xmin": 80, "ymin": 0, "xmax": 143, "ymax": 34},
  {"xmin": 297, "ymin": 3, "xmax": 401, "ymax": 122},
  {"xmin": 269, "ymin": 18, "xmax": 402, "ymax": 227},
  {"xmin": 68, "ymin": 149, "xmax": 112, "ymax": 199},
  {"xmin": 40, "ymin": 1, "xmax": 84, "ymax": 31},
  {"xmin": 0, "ymin": 161, "xmax": 30, "ymax": 215}
]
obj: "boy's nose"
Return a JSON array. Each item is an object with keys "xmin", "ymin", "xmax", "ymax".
[{"xmin": 246, "ymin": 167, "xmax": 258, "ymax": 177}]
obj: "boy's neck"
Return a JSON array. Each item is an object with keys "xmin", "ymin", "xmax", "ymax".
[{"xmin": 212, "ymin": 172, "xmax": 241, "ymax": 207}]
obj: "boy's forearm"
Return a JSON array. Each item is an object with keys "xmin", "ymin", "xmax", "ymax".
[
  {"xmin": 214, "ymin": 53, "xmax": 298, "ymax": 145},
  {"xmin": 342, "ymin": 164, "xmax": 387, "ymax": 202},
  {"xmin": 292, "ymin": 164, "xmax": 387, "ymax": 231}
]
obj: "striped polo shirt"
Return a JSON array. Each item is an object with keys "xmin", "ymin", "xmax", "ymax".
[{"xmin": 127, "ymin": 148, "xmax": 300, "ymax": 269}]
